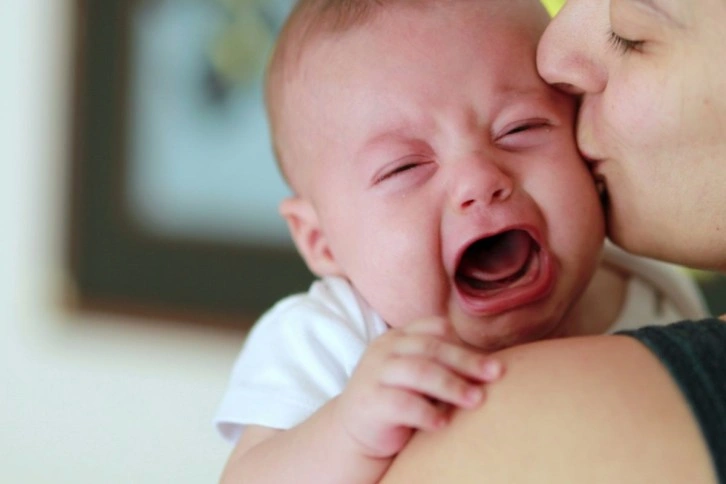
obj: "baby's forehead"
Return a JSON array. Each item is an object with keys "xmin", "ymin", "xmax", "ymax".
[
  {"xmin": 269, "ymin": 0, "xmax": 548, "ymax": 185},
  {"xmin": 275, "ymin": 3, "xmax": 544, "ymax": 111},
  {"xmin": 278, "ymin": 1, "xmax": 542, "ymax": 75}
]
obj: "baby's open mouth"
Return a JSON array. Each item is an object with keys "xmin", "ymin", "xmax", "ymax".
[{"xmin": 455, "ymin": 229, "xmax": 540, "ymax": 299}]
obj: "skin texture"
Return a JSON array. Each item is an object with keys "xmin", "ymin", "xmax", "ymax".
[{"xmin": 537, "ymin": 0, "xmax": 726, "ymax": 271}]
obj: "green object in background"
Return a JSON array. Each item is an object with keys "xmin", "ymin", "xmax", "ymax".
[
  {"xmin": 209, "ymin": 0, "xmax": 275, "ymax": 89},
  {"xmin": 541, "ymin": 0, "xmax": 565, "ymax": 16}
]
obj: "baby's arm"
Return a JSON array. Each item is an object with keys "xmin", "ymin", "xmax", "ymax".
[{"xmin": 219, "ymin": 317, "xmax": 503, "ymax": 484}]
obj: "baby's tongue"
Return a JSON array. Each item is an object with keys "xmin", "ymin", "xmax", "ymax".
[{"xmin": 459, "ymin": 230, "xmax": 532, "ymax": 283}]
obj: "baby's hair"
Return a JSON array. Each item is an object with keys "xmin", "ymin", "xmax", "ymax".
[{"xmin": 265, "ymin": 0, "xmax": 431, "ymax": 192}]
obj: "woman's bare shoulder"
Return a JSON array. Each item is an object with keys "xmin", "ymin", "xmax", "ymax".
[{"xmin": 382, "ymin": 334, "xmax": 716, "ymax": 484}]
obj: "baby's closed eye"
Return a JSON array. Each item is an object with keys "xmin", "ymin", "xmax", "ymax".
[
  {"xmin": 495, "ymin": 118, "xmax": 555, "ymax": 151},
  {"xmin": 372, "ymin": 156, "xmax": 436, "ymax": 185}
]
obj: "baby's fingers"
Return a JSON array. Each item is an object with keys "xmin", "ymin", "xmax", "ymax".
[
  {"xmin": 393, "ymin": 335, "xmax": 503, "ymax": 382},
  {"xmin": 381, "ymin": 356, "xmax": 486, "ymax": 408},
  {"xmin": 377, "ymin": 387, "xmax": 450, "ymax": 431}
]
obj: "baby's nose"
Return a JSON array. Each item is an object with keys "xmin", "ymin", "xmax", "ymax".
[{"xmin": 449, "ymin": 157, "xmax": 514, "ymax": 213}]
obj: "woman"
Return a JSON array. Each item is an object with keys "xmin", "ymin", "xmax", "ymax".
[
  {"xmin": 381, "ymin": 0, "xmax": 726, "ymax": 482},
  {"xmin": 538, "ymin": 0, "xmax": 726, "ymax": 271}
]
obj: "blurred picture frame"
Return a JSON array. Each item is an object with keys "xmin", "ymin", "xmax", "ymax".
[{"xmin": 68, "ymin": 0, "xmax": 311, "ymax": 326}]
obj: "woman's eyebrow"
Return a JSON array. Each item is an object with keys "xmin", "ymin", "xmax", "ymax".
[{"xmin": 631, "ymin": 0, "xmax": 683, "ymax": 27}]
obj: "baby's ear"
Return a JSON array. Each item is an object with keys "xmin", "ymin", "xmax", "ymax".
[{"xmin": 279, "ymin": 197, "xmax": 342, "ymax": 277}]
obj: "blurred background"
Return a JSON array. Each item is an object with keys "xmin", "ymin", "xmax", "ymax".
[
  {"xmin": 3, "ymin": 1, "xmax": 260, "ymax": 482},
  {"xmin": 2, "ymin": 0, "xmax": 724, "ymax": 482}
]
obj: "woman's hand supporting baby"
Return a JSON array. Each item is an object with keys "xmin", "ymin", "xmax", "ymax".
[{"xmin": 220, "ymin": 317, "xmax": 503, "ymax": 484}]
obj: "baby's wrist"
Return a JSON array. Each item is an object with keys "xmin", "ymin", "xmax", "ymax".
[{"xmin": 330, "ymin": 396, "xmax": 399, "ymax": 460}]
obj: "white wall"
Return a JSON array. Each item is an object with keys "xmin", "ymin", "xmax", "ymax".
[{"xmin": 1, "ymin": 1, "xmax": 246, "ymax": 482}]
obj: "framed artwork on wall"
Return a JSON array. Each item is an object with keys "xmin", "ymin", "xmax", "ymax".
[{"xmin": 69, "ymin": 0, "xmax": 312, "ymax": 326}]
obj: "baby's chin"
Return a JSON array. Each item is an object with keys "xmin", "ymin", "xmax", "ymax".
[{"xmin": 449, "ymin": 306, "xmax": 568, "ymax": 353}]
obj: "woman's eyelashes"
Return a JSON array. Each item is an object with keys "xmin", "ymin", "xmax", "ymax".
[{"xmin": 607, "ymin": 30, "xmax": 645, "ymax": 54}]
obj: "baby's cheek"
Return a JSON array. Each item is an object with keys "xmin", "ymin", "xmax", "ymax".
[{"xmin": 381, "ymin": 271, "xmax": 450, "ymax": 330}]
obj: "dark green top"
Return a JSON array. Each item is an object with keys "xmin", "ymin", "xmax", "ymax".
[{"xmin": 618, "ymin": 319, "xmax": 726, "ymax": 484}]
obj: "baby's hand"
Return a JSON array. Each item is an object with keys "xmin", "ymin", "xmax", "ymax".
[{"xmin": 335, "ymin": 317, "xmax": 503, "ymax": 459}]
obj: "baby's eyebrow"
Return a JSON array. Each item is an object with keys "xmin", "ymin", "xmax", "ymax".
[
  {"xmin": 354, "ymin": 126, "xmax": 437, "ymax": 167},
  {"xmin": 357, "ymin": 123, "xmax": 424, "ymax": 156},
  {"xmin": 355, "ymin": 133, "xmax": 411, "ymax": 164},
  {"xmin": 362, "ymin": 128, "xmax": 411, "ymax": 147}
]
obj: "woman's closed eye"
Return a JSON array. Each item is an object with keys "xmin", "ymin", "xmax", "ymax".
[{"xmin": 607, "ymin": 30, "xmax": 645, "ymax": 54}]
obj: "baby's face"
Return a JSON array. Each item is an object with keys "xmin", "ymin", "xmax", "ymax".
[{"xmin": 282, "ymin": 0, "xmax": 604, "ymax": 351}]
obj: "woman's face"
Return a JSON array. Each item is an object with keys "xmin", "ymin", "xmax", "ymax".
[{"xmin": 537, "ymin": 0, "xmax": 726, "ymax": 270}]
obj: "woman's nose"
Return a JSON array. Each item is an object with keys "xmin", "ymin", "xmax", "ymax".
[
  {"xmin": 449, "ymin": 157, "xmax": 514, "ymax": 213},
  {"xmin": 536, "ymin": 1, "xmax": 607, "ymax": 95}
]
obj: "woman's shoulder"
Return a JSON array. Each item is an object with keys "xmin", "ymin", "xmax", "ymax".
[{"xmin": 382, "ymin": 321, "xmax": 723, "ymax": 484}]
